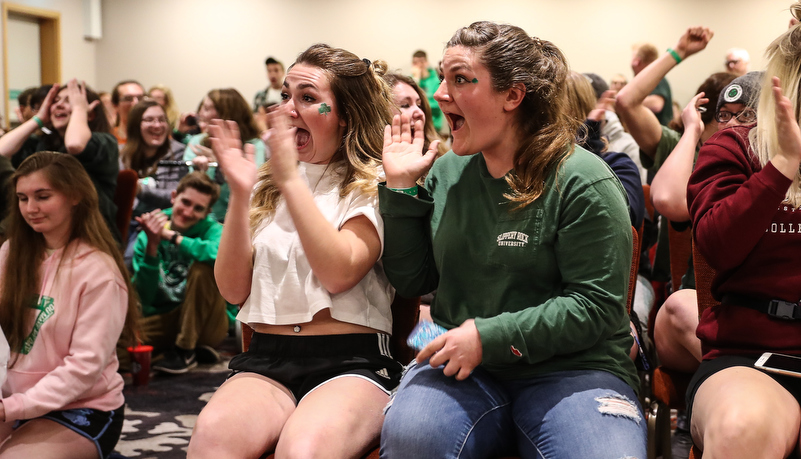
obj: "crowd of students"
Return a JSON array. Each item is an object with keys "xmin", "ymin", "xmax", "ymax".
[{"xmin": 0, "ymin": 7, "xmax": 797, "ymax": 459}]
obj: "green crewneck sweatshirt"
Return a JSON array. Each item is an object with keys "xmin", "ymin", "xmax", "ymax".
[{"xmin": 379, "ymin": 146, "xmax": 638, "ymax": 391}]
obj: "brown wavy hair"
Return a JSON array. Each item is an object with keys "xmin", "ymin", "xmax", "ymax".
[
  {"xmin": 249, "ymin": 44, "xmax": 394, "ymax": 232},
  {"xmin": 0, "ymin": 152, "xmax": 139, "ymax": 365},
  {"xmin": 447, "ymin": 22, "xmax": 580, "ymax": 208},
  {"xmin": 121, "ymin": 99, "xmax": 171, "ymax": 177}
]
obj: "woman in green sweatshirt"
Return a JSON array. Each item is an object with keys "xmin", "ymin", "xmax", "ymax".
[{"xmin": 379, "ymin": 22, "xmax": 645, "ymax": 458}]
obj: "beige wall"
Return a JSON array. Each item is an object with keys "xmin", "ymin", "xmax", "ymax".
[
  {"xmin": 2, "ymin": 0, "xmax": 796, "ymax": 116},
  {"xmin": 94, "ymin": 0, "xmax": 792, "ymax": 114}
]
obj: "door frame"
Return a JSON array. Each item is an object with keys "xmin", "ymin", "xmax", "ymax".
[{"xmin": 2, "ymin": 2, "xmax": 61, "ymax": 128}]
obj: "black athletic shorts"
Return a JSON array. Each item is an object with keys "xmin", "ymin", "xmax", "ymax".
[
  {"xmin": 686, "ymin": 354, "xmax": 801, "ymax": 426},
  {"xmin": 15, "ymin": 404, "xmax": 125, "ymax": 459},
  {"xmin": 228, "ymin": 332, "xmax": 403, "ymax": 402}
]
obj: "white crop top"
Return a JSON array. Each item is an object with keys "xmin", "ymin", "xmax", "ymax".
[{"xmin": 237, "ymin": 162, "xmax": 394, "ymax": 333}]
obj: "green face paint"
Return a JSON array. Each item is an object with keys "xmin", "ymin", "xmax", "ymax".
[
  {"xmin": 471, "ymin": 78, "xmax": 479, "ymax": 84},
  {"xmin": 319, "ymin": 103, "xmax": 332, "ymax": 115}
]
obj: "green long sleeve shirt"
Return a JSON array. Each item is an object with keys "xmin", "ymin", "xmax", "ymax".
[
  {"xmin": 132, "ymin": 208, "xmax": 223, "ymax": 317},
  {"xmin": 379, "ymin": 147, "xmax": 638, "ymax": 390}
]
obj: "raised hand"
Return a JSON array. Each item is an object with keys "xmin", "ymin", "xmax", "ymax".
[
  {"xmin": 771, "ymin": 76, "xmax": 801, "ymax": 179},
  {"xmin": 382, "ymin": 114, "xmax": 438, "ymax": 188},
  {"xmin": 36, "ymin": 84, "xmax": 60, "ymax": 124},
  {"xmin": 208, "ymin": 119, "xmax": 257, "ymax": 198},
  {"xmin": 675, "ymin": 26, "xmax": 714, "ymax": 60},
  {"xmin": 417, "ymin": 319, "xmax": 483, "ymax": 381},
  {"xmin": 681, "ymin": 92, "xmax": 708, "ymax": 138},
  {"xmin": 65, "ymin": 79, "xmax": 98, "ymax": 115},
  {"xmin": 264, "ymin": 105, "xmax": 300, "ymax": 188}
]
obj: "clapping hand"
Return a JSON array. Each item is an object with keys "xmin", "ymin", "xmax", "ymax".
[{"xmin": 382, "ymin": 114, "xmax": 439, "ymax": 189}]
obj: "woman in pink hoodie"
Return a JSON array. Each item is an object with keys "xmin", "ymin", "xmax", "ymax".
[{"xmin": 0, "ymin": 152, "xmax": 137, "ymax": 458}]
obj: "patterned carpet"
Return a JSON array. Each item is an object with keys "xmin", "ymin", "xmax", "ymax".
[
  {"xmin": 113, "ymin": 333, "xmax": 239, "ymax": 459},
  {"xmin": 115, "ymin": 364, "xmax": 229, "ymax": 459}
]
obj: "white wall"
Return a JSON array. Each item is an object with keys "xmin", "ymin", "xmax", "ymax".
[
  {"xmin": 93, "ymin": 0, "xmax": 793, "ymax": 115},
  {"xmin": 2, "ymin": 0, "xmax": 796, "ymax": 116}
]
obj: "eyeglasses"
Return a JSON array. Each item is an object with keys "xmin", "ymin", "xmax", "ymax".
[
  {"xmin": 142, "ymin": 117, "xmax": 168, "ymax": 125},
  {"xmin": 715, "ymin": 108, "xmax": 756, "ymax": 124},
  {"xmin": 120, "ymin": 94, "xmax": 143, "ymax": 103}
]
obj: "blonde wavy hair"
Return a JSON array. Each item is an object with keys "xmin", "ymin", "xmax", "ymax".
[
  {"xmin": 750, "ymin": 9, "xmax": 801, "ymax": 207},
  {"xmin": 446, "ymin": 22, "xmax": 580, "ymax": 208},
  {"xmin": 249, "ymin": 44, "xmax": 394, "ymax": 232}
]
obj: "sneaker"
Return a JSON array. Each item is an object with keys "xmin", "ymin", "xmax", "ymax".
[
  {"xmin": 195, "ymin": 344, "xmax": 221, "ymax": 364},
  {"xmin": 671, "ymin": 427, "xmax": 693, "ymax": 459},
  {"xmin": 153, "ymin": 347, "xmax": 197, "ymax": 374}
]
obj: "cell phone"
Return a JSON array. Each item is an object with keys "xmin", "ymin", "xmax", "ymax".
[
  {"xmin": 755, "ymin": 352, "xmax": 801, "ymax": 378},
  {"xmin": 407, "ymin": 321, "xmax": 447, "ymax": 351}
]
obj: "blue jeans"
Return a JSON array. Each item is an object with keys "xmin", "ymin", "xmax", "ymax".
[{"xmin": 380, "ymin": 362, "xmax": 646, "ymax": 459}]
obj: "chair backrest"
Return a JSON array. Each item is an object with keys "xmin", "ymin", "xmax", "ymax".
[
  {"xmin": 668, "ymin": 223, "xmax": 693, "ymax": 292},
  {"xmin": 627, "ymin": 225, "xmax": 640, "ymax": 315},
  {"xmin": 240, "ymin": 294, "xmax": 421, "ymax": 365},
  {"xmin": 642, "ymin": 184, "xmax": 654, "ymax": 222},
  {"xmin": 692, "ymin": 239, "xmax": 719, "ymax": 314},
  {"xmin": 114, "ymin": 169, "xmax": 139, "ymax": 242}
]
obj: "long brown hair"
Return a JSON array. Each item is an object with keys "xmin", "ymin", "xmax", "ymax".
[
  {"xmin": 446, "ymin": 22, "xmax": 579, "ymax": 208},
  {"xmin": 121, "ymin": 99, "xmax": 171, "ymax": 177},
  {"xmin": 249, "ymin": 44, "xmax": 394, "ymax": 232},
  {"xmin": 0, "ymin": 152, "xmax": 139, "ymax": 364},
  {"xmin": 207, "ymin": 88, "xmax": 261, "ymax": 143}
]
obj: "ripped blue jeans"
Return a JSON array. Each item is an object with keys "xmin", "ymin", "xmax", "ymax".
[{"xmin": 380, "ymin": 362, "xmax": 646, "ymax": 459}]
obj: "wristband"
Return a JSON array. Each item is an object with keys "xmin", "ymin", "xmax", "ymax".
[
  {"xmin": 32, "ymin": 115, "xmax": 44, "ymax": 128},
  {"xmin": 388, "ymin": 185, "xmax": 418, "ymax": 197},
  {"xmin": 667, "ymin": 48, "xmax": 682, "ymax": 64},
  {"xmin": 170, "ymin": 232, "xmax": 179, "ymax": 244}
]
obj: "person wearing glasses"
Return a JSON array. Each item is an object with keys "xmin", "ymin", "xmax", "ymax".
[{"xmin": 110, "ymin": 80, "xmax": 146, "ymax": 147}]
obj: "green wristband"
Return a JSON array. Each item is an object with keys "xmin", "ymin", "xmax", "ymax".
[
  {"xmin": 388, "ymin": 185, "xmax": 418, "ymax": 197},
  {"xmin": 32, "ymin": 115, "xmax": 44, "ymax": 128},
  {"xmin": 667, "ymin": 48, "xmax": 682, "ymax": 64}
]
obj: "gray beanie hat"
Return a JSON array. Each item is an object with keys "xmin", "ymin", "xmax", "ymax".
[{"xmin": 717, "ymin": 71, "xmax": 764, "ymax": 113}]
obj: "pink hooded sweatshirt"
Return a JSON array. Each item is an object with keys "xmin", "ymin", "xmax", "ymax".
[{"xmin": 0, "ymin": 240, "xmax": 127, "ymax": 421}]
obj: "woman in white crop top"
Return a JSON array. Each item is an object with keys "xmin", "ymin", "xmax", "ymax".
[{"xmin": 188, "ymin": 44, "xmax": 402, "ymax": 458}]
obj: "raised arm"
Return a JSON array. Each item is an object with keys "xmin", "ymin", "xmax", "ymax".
[
  {"xmin": 64, "ymin": 79, "xmax": 99, "ymax": 155},
  {"xmin": 651, "ymin": 92, "xmax": 706, "ymax": 221},
  {"xmin": 208, "ymin": 120, "xmax": 255, "ymax": 304},
  {"xmin": 264, "ymin": 109, "xmax": 383, "ymax": 294},
  {"xmin": 616, "ymin": 27, "xmax": 713, "ymax": 158},
  {"xmin": 0, "ymin": 85, "xmax": 58, "ymax": 158}
]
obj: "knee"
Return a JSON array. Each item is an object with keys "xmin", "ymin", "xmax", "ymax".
[
  {"xmin": 189, "ymin": 407, "xmax": 233, "ymax": 457},
  {"xmin": 702, "ymin": 404, "xmax": 790, "ymax": 457}
]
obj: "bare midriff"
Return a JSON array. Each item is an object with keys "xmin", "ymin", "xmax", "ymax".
[{"xmin": 248, "ymin": 308, "xmax": 381, "ymax": 336}]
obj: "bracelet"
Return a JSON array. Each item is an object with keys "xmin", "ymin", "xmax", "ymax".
[
  {"xmin": 666, "ymin": 48, "xmax": 682, "ymax": 64},
  {"xmin": 170, "ymin": 232, "xmax": 179, "ymax": 244},
  {"xmin": 388, "ymin": 185, "xmax": 418, "ymax": 197},
  {"xmin": 32, "ymin": 115, "xmax": 44, "ymax": 128}
]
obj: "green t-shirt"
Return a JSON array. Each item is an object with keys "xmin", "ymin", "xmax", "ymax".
[
  {"xmin": 652, "ymin": 78, "xmax": 674, "ymax": 127},
  {"xmin": 418, "ymin": 68, "xmax": 445, "ymax": 133},
  {"xmin": 380, "ymin": 147, "xmax": 639, "ymax": 391}
]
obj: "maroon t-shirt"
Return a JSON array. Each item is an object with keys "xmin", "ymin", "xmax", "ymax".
[{"xmin": 688, "ymin": 125, "xmax": 801, "ymax": 360}]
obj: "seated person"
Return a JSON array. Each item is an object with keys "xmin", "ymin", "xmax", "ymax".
[{"xmin": 132, "ymin": 172, "xmax": 225, "ymax": 374}]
